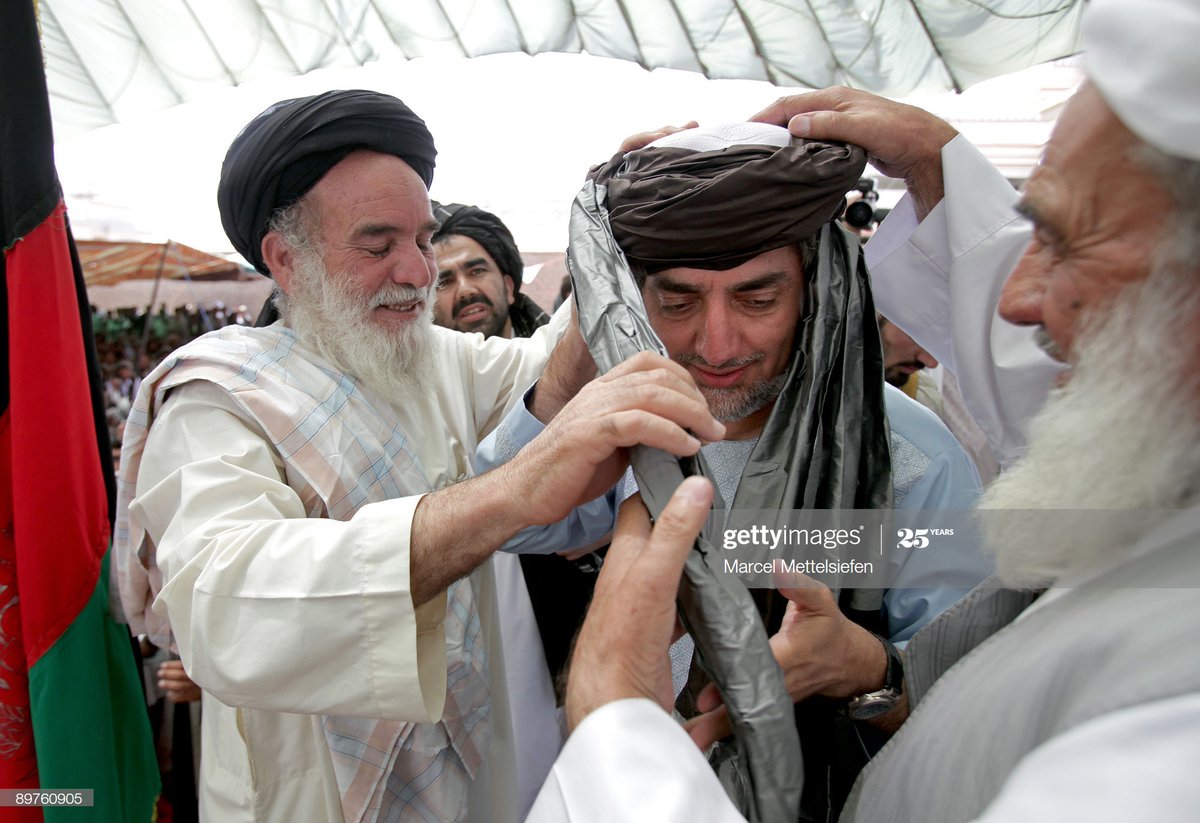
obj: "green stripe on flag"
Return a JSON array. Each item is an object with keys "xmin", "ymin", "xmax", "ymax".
[{"xmin": 28, "ymin": 550, "xmax": 159, "ymax": 822}]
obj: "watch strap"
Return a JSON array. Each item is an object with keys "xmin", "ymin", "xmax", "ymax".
[{"xmin": 845, "ymin": 634, "xmax": 903, "ymax": 720}]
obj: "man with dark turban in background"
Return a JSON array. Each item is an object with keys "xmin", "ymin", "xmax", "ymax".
[
  {"xmin": 431, "ymin": 203, "xmax": 549, "ymax": 339},
  {"xmin": 111, "ymin": 89, "xmax": 722, "ymax": 823}
]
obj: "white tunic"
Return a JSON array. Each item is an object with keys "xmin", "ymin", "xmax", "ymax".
[
  {"xmin": 529, "ymin": 508, "xmax": 1200, "ymax": 823},
  {"xmin": 126, "ymin": 320, "xmax": 561, "ymax": 822},
  {"xmin": 865, "ymin": 134, "xmax": 1064, "ymax": 468}
]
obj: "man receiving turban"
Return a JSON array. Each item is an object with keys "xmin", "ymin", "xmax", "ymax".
[
  {"xmin": 528, "ymin": 1, "xmax": 1200, "ymax": 822},
  {"xmin": 111, "ymin": 89, "xmax": 722, "ymax": 823},
  {"xmin": 431, "ymin": 203, "xmax": 550, "ymax": 339},
  {"xmin": 563, "ymin": 122, "xmax": 990, "ymax": 821}
]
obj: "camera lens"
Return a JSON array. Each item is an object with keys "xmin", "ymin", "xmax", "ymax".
[{"xmin": 844, "ymin": 200, "xmax": 875, "ymax": 229}]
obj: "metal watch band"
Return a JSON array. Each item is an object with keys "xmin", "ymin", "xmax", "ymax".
[{"xmin": 845, "ymin": 634, "xmax": 904, "ymax": 721}]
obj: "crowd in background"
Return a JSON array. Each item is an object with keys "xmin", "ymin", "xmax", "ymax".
[{"xmin": 94, "ymin": 302, "xmax": 256, "ymax": 463}]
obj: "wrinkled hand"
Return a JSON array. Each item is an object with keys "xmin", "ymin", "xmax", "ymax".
[
  {"xmin": 685, "ymin": 577, "xmax": 885, "ymax": 749},
  {"xmin": 508, "ymin": 351, "xmax": 724, "ymax": 527},
  {"xmin": 618, "ymin": 121, "xmax": 700, "ymax": 154},
  {"xmin": 751, "ymin": 86, "xmax": 958, "ymax": 220},
  {"xmin": 565, "ymin": 477, "xmax": 714, "ymax": 732},
  {"xmin": 158, "ymin": 659, "xmax": 202, "ymax": 703}
]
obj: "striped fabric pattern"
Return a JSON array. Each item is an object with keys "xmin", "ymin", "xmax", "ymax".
[{"xmin": 114, "ymin": 325, "xmax": 491, "ymax": 822}]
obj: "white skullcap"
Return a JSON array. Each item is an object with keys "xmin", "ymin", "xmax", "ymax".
[
  {"xmin": 1084, "ymin": 0, "xmax": 1200, "ymax": 161},
  {"xmin": 648, "ymin": 122, "xmax": 792, "ymax": 152}
]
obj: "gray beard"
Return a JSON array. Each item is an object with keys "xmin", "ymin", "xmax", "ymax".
[
  {"xmin": 283, "ymin": 252, "xmax": 436, "ymax": 404},
  {"xmin": 979, "ymin": 257, "xmax": 1200, "ymax": 588},
  {"xmin": 701, "ymin": 373, "xmax": 788, "ymax": 424}
]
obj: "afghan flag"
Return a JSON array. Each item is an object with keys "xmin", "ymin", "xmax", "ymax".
[{"xmin": 0, "ymin": 1, "xmax": 159, "ymax": 819}]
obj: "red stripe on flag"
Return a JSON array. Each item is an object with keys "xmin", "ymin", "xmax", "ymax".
[
  {"xmin": 6, "ymin": 202, "xmax": 110, "ymax": 669},
  {"xmin": 0, "ymin": 410, "xmax": 43, "ymax": 821}
]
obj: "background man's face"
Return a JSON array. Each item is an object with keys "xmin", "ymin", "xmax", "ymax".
[
  {"xmin": 433, "ymin": 235, "xmax": 515, "ymax": 338},
  {"xmin": 292, "ymin": 150, "xmax": 439, "ymax": 336},
  {"xmin": 642, "ymin": 245, "xmax": 803, "ymax": 438},
  {"xmin": 879, "ymin": 316, "xmax": 938, "ymax": 386},
  {"xmin": 999, "ymin": 83, "xmax": 1171, "ymax": 364}
]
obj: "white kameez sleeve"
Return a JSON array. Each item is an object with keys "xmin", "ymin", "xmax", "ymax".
[
  {"xmin": 458, "ymin": 301, "xmax": 571, "ymax": 439},
  {"xmin": 132, "ymin": 380, "xmax": 448, "ymax": 723},
  {"xmin": 528, "ymin": 699, "xmax": 747, "ymax": 823},
  {"xmin": 867, "ymin": 135, "xmax": 1065, "ymax": 468}
]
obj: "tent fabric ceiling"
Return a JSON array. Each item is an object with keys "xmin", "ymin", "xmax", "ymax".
[
  {"xmin": 40, "ymin": 0, "xmax": 1084, "ymax": 139},
  {"xmin": 78, "ymin": 239, "xmax": 244, "ymax": 285}
]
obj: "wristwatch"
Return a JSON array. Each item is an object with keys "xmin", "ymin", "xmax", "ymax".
[{"xmin": 845, "ymin": 634, "xmax": 904, "ymax": 721}]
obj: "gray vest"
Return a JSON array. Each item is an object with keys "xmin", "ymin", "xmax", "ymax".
[{"xmin": 842, "ymin": 508, "xmax": 1200, "ymax": 822}]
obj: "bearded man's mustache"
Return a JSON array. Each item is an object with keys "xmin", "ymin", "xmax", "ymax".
[{"xmin": 454, "ymin": 294, "xmax": 494, "ymax": 318}]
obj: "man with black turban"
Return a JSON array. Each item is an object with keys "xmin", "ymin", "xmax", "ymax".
[
  {"xmin": 546, "ymin": 122, "xmax": 991, "ymax": 822},
  {"xmin": 111, "ymin": 89, "xmax": 722, "ymax": 823},
  {"xmin": 431, "ymin": 203, "xmax": 550, "ymax": 339}
]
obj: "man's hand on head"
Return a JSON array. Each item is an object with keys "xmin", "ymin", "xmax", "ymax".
[
  {"xmin": 565, "ymin": 477, "xmax": 714, "ymax": 733},
  {"xmin": 750, "ymin": 87, "xmax": 958, "ymax": 221}
]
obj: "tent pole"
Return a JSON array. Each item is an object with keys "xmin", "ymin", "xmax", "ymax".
[{"xmin": 137, "ymin": 239, "xmax": 171, "ymax": 372}]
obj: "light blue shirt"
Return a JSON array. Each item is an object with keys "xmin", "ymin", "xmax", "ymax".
[
  {"xmin": 475, "ymin": 386, "xmax": 616, "ymax": 554},
  {"xmin": 877, "ymin": 383, "xmax": 987, "ymax": 642},
  {"xmin": 477, "ymin": 383, "xmax": 990, "ymax": 644}
]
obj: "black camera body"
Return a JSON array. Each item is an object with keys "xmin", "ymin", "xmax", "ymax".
[{"xmin": 841, "ymin": 177, "xmax": 879, "ymax": 229}]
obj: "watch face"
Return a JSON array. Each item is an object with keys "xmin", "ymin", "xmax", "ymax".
[{"xmin": 847, "ymin": 690, "xmax": 901, "ymax": 721}]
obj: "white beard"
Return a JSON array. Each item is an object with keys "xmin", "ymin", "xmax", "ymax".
[
  {"xmin": 980, "ymin": 257, "xmax": 1200, "ymax": 588},
  {"xmin": 283, "ymin": 251, "xmax": 437, "ymax": 404}
]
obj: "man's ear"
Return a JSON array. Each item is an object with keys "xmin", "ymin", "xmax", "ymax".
[
  {"xmin": 262, "ymin": 232, "xmax": 296, "ymax": 294},
  {"xmin": 503, "ymin": 274, "xmax": 516, "ymax": 306}
]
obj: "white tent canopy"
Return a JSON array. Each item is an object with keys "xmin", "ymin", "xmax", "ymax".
[{"xmin": 42, "ymin": 0, "xmax": 1084, "ymax": 140}]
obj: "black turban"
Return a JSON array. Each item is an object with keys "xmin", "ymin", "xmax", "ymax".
[
  {"xmin": 431, "ymin": 203, "xmax": 526, "ymax": 290},
  {"xmin": 592, "ymin": 138, "xmax": 864, "ymax": 272},
  {"xmin": 218, "ymin": 89, "xmax": 437, "ymax": 276}
]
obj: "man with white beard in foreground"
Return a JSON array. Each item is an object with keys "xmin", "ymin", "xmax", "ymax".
[
  {"xmin": 526, "ymin": 0, "xmax": 1200, "ymax": 820},
  {"xmin": 113, "ymin": 90, "xmax": 723, "ymax": 823}
]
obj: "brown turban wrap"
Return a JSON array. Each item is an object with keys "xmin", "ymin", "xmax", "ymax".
[
  {"xmin": 592, "ymin": 136, "xmax": 865, "ymax": 272},
  {"xmin": 218, "ymin": 89, "xmax": 437, "ymax": 276}
]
